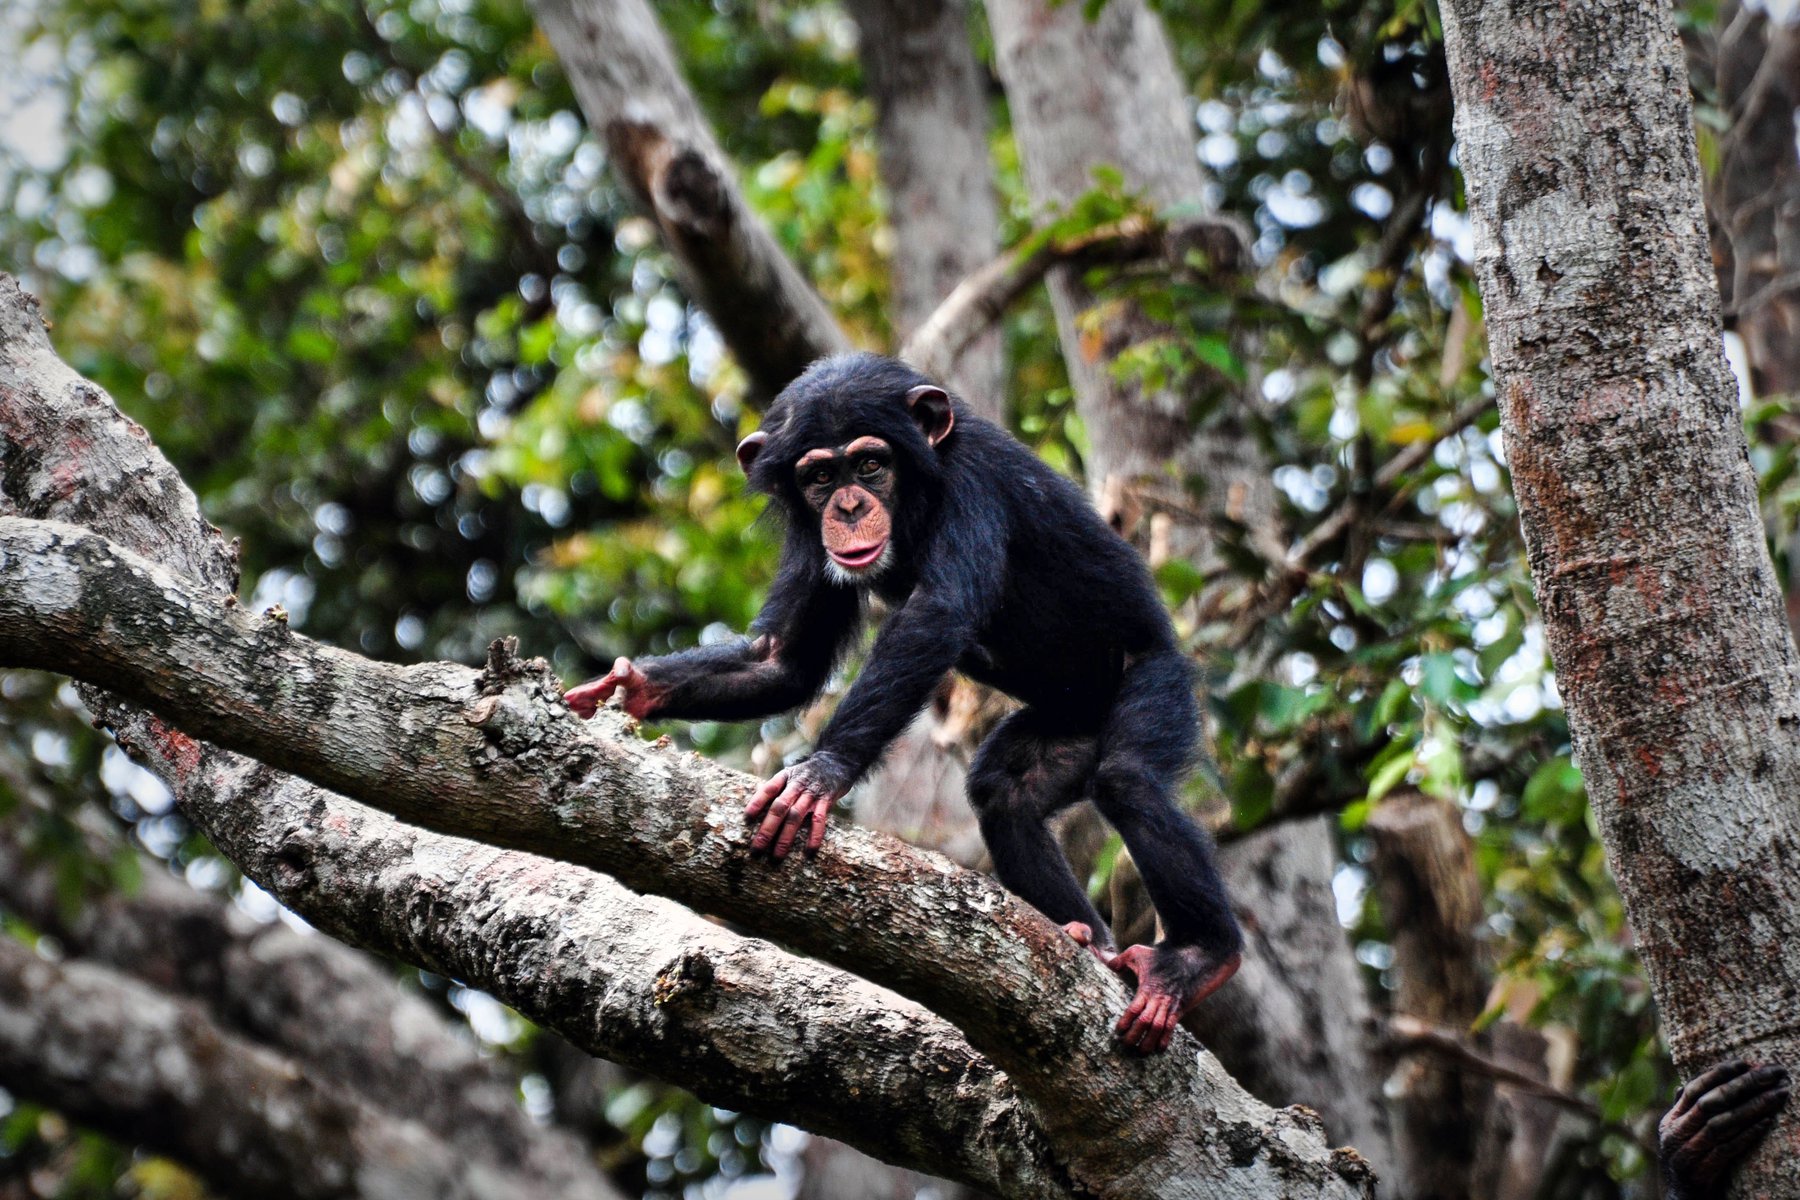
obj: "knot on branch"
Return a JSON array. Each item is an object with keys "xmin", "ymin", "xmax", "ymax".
[
  {"xmin": 653, "ymin": 948, "xmax": 716, "ymax": 1008},
  {"xmin": 477, "ymin": 636, "xmax": 555, "ymax": 696},
  {"xmin": 1165, "ymin": 214, "xmax": 1251, "ymax": 280},
  {"xmin": 657, "ymin": 147, "xmax": 731, "ymax": 235}
]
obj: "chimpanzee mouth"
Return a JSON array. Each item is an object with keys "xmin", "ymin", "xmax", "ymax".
[{"xmin": 828, "ymin": 539, "xmax": 889, "ymax": 571}]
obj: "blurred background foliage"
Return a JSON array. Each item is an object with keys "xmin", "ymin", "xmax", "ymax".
[{"xmin": 0, "ymin": 0, "xmax": 1785, "ymax": 1195}]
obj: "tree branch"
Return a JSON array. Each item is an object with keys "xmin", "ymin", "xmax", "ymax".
[
  {"xmin": 0, "ymin": 772, "xmax": 624, "ymax": 1200},
  {"xmin": 0, "ymin": 274, "xmax": 1371, "ymax": 1198},
  {"xmin": 899, "ymin": 216, "xmax": 1247, "ymax": 385},
  {"xmin": 0, "ymin": 935, "xmax": 550, "ymax": 1200},
  {"xmin": 529, "ymin": 0, "xmax": 849, "ymax": 394}
]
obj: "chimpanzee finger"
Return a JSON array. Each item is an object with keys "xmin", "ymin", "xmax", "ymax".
[
  {"xmin": 1695, "ymin": 1114, "xmax": 1784, "ymax": 1183},
  {"xmin": 804, "ymin": 802, "xmax": 831, "ymax": 855},
  {"xmin": 752, "ymin": 788, "xmax": 798, "ymax": 853},
  {"xmin": 1138, "ymin": 998, "xmax": 1174, "ymax": 1053},
  {"xmin": 1675, "ymin": 1060, "xmax": 1753, "ymax": 1114},
  {"xmin": 1156, "ymin": 1012, "xmax": 1179, "ymax": 1053},
  {"xmin": 1130, "ymin": 997, "xmax": 1172, "ymax": 1052},
  {"xmin": 745, "ymin": 771, "xmax": 788, "ymax": 822},
  {"xmin": 1124, "ymin": 997, "xmax": 1160, "ymax": 1052},
  {"xmin": 772, "ymin": 793, "xmax": 814, "ymax": 859},
  {"xmin": 1696, "ymin": 1064, "xmax": 1788, "ymax": 1119},
  {"xmin": 1117, "ymin": 991, "xmax": 1151, "ymax": 1037},
  {"xmin": 1700, "ymin": 1077, "xmax": 1790, "ymax": 1139}
]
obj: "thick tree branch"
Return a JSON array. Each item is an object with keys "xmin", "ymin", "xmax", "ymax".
[
  {"xmin": 0, "ymin": 275, "xmax": 1370, "ymax": 1198},
  {"xmin": 0, "ymin": 779, "xmax": 624, "ymax": 1200},
  {"xmin": 0, "ymin": 935, "xmax": 548, "ymax": 1200},
  {"xmin": 529, "ymin": 0, "xmax": 848, "ymax": 394}
]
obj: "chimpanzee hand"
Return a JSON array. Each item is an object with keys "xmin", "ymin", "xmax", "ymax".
[
  {"xmin": 564, "ymin": 657, "xmax": 662, "ymax": 720},
  {"xmin": 744, "ymin": 753, "xmax": 855, "ymax": 859},
  {"xmin": 1660, "ymin": 1059, "xmax": 1789, "ymax": 1200}
]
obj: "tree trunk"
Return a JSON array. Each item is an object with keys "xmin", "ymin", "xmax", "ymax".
[
  {"xmin": 1368, "ymin": 792, "xmax": 1493, "ymax": 1200},
  {"xmin": 1710, "ymin": 0, "xmax": 1800, "ymax": 401},
  {"xmin": 847, "ymin": 0, "xmax": 1004, "ymax": 412},
  {"xmin": 1440, "ymin": 0, "xmax": 1800, "ymax": 1193}
]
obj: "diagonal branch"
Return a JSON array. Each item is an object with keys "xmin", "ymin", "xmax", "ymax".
[
  {"xmin": 530, "ymin": 0, "xmax": 849, "ymax": 394},
  {"xmin": 900, "ymin": 215, "xmax": 1248, "ymax": 384}
]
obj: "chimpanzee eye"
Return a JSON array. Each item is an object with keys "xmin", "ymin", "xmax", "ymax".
[
  {"xmin": 857, "ymin": 457, "xmax": 882, "ymax": 478},
  {"xmin": 810, "ymin": 467, "xmax": 833, "ymax": 486}
]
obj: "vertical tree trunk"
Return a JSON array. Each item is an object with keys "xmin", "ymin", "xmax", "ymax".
[
  {"xmin": 984, "ymin": 0, "xmax": 1399, "ymax": 1180},
  {"xmin": 1369, "ymin": 792, "xmax": 1494, "ymax": 1200},
  {"xmin": 1711, "ymin": 1, "xmax": 1800, "ymax": 401},
  {"xmin": 1441, "ymin": 0, "xmax": 1800, "ymax": 1193},
  {"xmin": 847, "ymin": 0, "xmax": 1004, "ymax": 413}
]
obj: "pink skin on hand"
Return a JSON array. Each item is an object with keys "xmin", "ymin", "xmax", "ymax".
[
  {"xmin": 743, "ymin": 761, "xmax": 849, "ymax": 859},
  {"xmin": 564, "ymin": 657, "xmax": 660, "ymax": 720}
]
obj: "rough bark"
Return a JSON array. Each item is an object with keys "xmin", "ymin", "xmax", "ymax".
[
  {"xmin": 0, "ymin": 277, "xmax": 1369, "ymax": 1200},
  {"xmin": 0, "ymin": 936, "xmax": 552, "ymax": 1200},
  {"xmin": 0, "ymin": 786, "xmax": 625, "ymax": 1200},
  {"xmin": 983, "ymin": 0, "xmax": 1399, "ymax": 1180},
  {"xmin": 847, "ymin": 0, "xmax": 1004, "ymax": 412},
  {"xmin": 528, "ymin": 0, "xmax": 848, "ymax": 395},
  {"xmin": 1440, "ymin": 0, "xmax": 1800, "ymax": 1193},
  {"xmin": 1710, "ymin": 1, "xmax": 1800, "ymax": 400},
  {"xmin": 1368, "ymin": 792, "xmax": 1492, "ymax": 1200}
]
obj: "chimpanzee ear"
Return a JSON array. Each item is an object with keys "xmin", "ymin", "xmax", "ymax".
[
  {"xmin": 905, "ymin": 385, "xmax": 954, "ymax": 447},
  {"xmin": 736, "ymin": 431, "xmax": 768, "ymax": 474}
]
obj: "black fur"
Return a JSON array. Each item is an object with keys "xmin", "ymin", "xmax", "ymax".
[{"xmin": 633, "ymin": 352, "xmax": 1242, "ymax": 963}]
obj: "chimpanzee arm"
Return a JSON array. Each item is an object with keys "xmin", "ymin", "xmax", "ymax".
[
  {"xmin": 1660, "ymin": 1059, "xmax": 1789, "ymax": 1200},
  {"xmin": 808, "ymin": 496, "xmax": 1005, "ymax": 786},
  {"xmin": 743, "ymin": 491, "xmax": 1005, "ymax": 857},
  {"xmin": 567, "ymin": 537, "xmax": 862, "ymax": 722}
]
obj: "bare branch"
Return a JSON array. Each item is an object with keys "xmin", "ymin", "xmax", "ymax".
[
  {"xmin": 900, "ymin": 216, "xmax": 1246, "ymax": 384},
  {"xmin": 1383, "ymin": 1016, "xmax": 1600, "ymax": 1119}
]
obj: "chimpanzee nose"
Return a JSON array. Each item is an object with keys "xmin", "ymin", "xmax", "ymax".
[{"xmin": 836, "ymin": 492, "xmax": 865, "ymax": 520}]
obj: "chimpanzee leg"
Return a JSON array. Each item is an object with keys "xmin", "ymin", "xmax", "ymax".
[
  {"xmin": 1089, "ymin": 652, "xmax": 1242, "ymax": 1051},
  {"xmin": 966, "ymin": 708, "xmax": 1106, "ymax": 944}
]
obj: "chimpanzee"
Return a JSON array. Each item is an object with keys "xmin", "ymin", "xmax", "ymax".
[
  {"xmin": 565, "ymin": 353, "xmax": 1241, "ymax": 1052},
  {"xmin": 1660, "ymin": 1059, "xmax": 1789, "ymax": 1199}
]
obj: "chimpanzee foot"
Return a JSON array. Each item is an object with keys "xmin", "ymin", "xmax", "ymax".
[
  {"xmin": 1061, "ymin": 921, "xmax": 1112, "ymax": 965},
  {"xmin": 1103, "ymin": 943, "xmax": 1242, "ymax": 1054}
]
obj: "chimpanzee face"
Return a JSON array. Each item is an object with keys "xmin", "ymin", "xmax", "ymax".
[
  {"xmin": 794, "ymin": 436, "xmax": 898, "ymax": 582},
  {"xmin": 733, "ymin": 368, "xmax": 955, "ymax": 587}
]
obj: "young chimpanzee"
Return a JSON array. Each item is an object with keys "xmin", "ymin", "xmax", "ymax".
[
  {"xmin": 565, "ymin": 353, "xmax": 1242, "ymax": 1051},
  {"xmin": 1659, "ymin": 1059, "xmax": 1789, "ymax": 1199}
]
